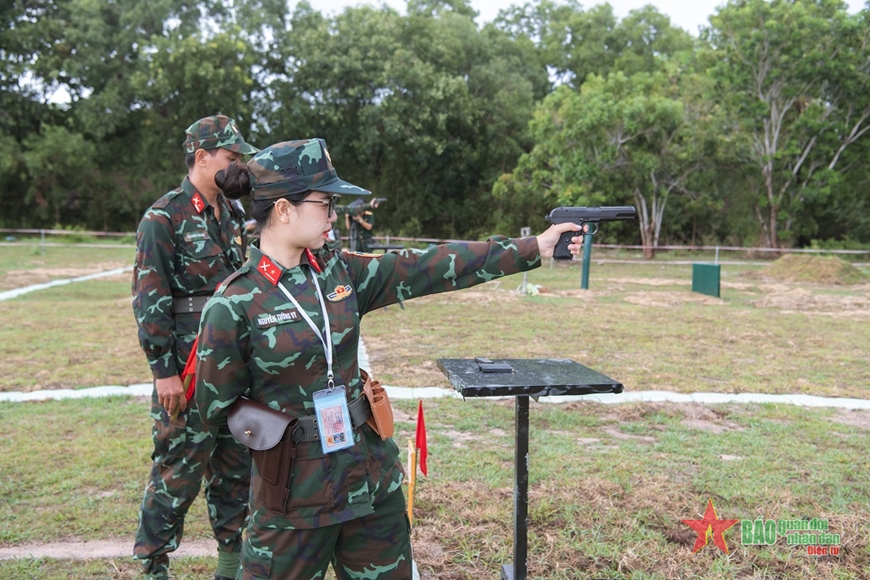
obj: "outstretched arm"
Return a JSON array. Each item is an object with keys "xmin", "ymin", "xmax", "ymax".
[{"xmin": 342, "ymin": 223, "xmax": 586, "ymax": 315}]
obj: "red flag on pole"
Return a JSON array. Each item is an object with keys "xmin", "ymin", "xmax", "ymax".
[{"xmin": 415, "ymin": 400, "xmax": 428, "ymax": 476}]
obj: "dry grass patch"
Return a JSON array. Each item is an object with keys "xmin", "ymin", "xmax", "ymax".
[
  {"xmin": 751, "ymin": 286, "xmax": 870, "ymax": 316},
  {"xmin": 411, "ymin": 471, "xmax": 869, "ymax": 579},
  {"xmin": 623, "ymin": 290, "xmax": 725, "ymax": 308},
  {"xmin": 824, "ymin": 409, "xmax": 870, "ymax": 431},
  {"xmin": 754, "ymin": 254, "xmax": 868, "ymax": 285},
  {"xmin": 606, "ymin": 277, "xmax": 690, "ymax": 286}
]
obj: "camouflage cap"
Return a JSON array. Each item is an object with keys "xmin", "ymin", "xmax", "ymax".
[
  {"xmin": 247, "ymin": 138, "xmax": 371, "ymax": 201},
  {"xmin": 183, "ymin": 115, "xmax": 259, "ymax": 155}
]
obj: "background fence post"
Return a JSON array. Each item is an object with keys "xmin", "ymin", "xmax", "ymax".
[{"xmin": 581, "ymin": 233, "xmax": 594, "ymax": 289}]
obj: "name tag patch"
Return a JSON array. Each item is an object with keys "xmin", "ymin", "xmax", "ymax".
[
  {"xmin": 256, "ymin": 311, "xmax": 300, "ymax": 328},
  {"xmin": 327, "ymin": 285, "xmax": 353, "ymax": 302},
  {"xmin": 184, "ymin": 231, "xmax": 209, "ymax": 242}
]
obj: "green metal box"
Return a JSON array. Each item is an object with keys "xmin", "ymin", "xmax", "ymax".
[{"xmin": 692, "ymin": 263, "xmax": 720, "ymax": 298}]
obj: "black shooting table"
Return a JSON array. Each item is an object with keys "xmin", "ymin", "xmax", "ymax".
[{"xmin": 436, "ymin": 358, "xmax": 624, "ymax": 580}]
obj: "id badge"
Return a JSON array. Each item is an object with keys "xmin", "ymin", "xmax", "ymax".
[{"xmin": 312, "ymin": 385, "xmax": 354, "ymax": 454}]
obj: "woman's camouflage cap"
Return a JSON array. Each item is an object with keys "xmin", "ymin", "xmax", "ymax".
[
  {"xmin": 183, "ymin": 115, "xmax": 259, "ymax": 155},
  {"xmin": 247, "ymin": 138, "xmax": 371, "ymax": 201}
]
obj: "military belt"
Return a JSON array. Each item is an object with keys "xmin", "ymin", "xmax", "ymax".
[
  {"xmin": 172, "ymin": 295, "xmax": 211, "ymax": 315},
  {"xmin": 292, "ymin": 394, "xmax": 371, "ymax": 443}
]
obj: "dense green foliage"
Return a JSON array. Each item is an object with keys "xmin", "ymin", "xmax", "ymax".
[{"xmin": 1, "ymin": 0, "xmax": 868, "ymax": 248}]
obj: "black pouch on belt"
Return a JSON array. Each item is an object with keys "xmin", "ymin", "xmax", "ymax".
[{"xmin": 228, "ymin": 397, "xmax": 297, "ymax": 514}]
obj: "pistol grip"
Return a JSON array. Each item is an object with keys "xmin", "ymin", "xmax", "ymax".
[{"xmin": 554, "ymin": 230, "xmax": 578, "ymax": 261}]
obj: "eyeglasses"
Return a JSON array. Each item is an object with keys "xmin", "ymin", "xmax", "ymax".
[{"xmin": 298, "ymin": 196, "xmax": 338, "ymax": 216}]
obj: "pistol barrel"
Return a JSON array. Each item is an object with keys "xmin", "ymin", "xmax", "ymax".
[{"xmin": 546, "ymin": 206, "xmax": 636, "ymax": 223}]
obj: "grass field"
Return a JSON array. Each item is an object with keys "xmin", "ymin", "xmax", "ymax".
[
  {"xmin": 1, "ymin": 243, "xmax": 868, "ymax": 397},
  {"xmin": 1, "ymin": 397, "xmax": 869, "ymax": 579},
  {"xmin": 1, "ymin": 243, "xmax": 869, "ymax": 579}
]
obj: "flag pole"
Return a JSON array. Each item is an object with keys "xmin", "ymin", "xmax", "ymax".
[{"xmin": 407, "ymin": 439, "xmax": 417, "ymax": 525}]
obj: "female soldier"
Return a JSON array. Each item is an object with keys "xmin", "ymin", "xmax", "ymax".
[{"xmin": 194, "ymin": 138, "xmax": 586, "ymax": 579}]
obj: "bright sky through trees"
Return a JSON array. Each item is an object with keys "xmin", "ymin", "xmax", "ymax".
[{"xmin": 310, "ymin": 0, "xmax": 868, "ymax": 35}]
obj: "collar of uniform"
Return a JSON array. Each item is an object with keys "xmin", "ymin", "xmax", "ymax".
[
  {"xmin": 301, "ymin": 248, "xmax": 323, "ymax": 273},
  {"xmin": 248, "ymin": 244, "xmax": 322, "ymax": 286},
  {"xmin": 181, "ymin": 177, "xmax": 208, "ymax": 215},
  {"xmin": 249, "ymin": 244, "xmax": 284, "ymax": 286}
]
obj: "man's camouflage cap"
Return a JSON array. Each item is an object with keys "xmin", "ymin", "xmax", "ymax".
[
  {"xmin": 183, "ymin": 115, "xmax": 259, "ymax": 155},
  {"xmin": 247, "ymin": 138, "xmax": 371, "ymax": 201}
]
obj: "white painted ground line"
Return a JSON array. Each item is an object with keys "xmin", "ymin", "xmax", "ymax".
[
  {"xmin": 0, "ymin": 267, "xmax": 133, "ymax": 301},
  {"xmin": 2, "ymin": 269, "xmax": 868, "ymax": 410},
  {"xmin": 2, "ymin": 384, "xmax": 870, "ymax": 409}
]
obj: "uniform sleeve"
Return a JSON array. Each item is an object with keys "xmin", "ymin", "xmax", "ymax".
[
  {"xmin": 132, "ymin": 208, "xmax": 179, "ymax": 379},
  {"xmin": 345, "ymin": 235, "xmax": 540, "ymax": 315},
  {"xmin": 195, "ymin": 292, "xmax": 253, "ymax": 428}
]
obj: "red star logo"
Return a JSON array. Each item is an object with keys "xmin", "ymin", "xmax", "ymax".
[
  {"xmin": 257, "ymin": 256, "xmax": 281, "ymax": 285},
  {"xmin": 682, "ymin": 499, "xmax": 739, "ymax": 554},
  {"xmin": 191, "ymin": 192, "xmax": 205, "ymax": 214}
]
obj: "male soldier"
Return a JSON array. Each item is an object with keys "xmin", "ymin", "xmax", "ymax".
[
  {"xmin": 345, "ymin": 197, "xmax": 379, "ymax": 252},
  {"xmin": 132, "ymin": 115, "xmax": 258, "ymax": 580}
]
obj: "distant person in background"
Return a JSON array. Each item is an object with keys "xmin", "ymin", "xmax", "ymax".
[
  {"xmin": 131, "ymin": 115, "xmax": 258, "ymax": 580},
  {"xmin": 346, "ymin": 197, "xmax": 378, "ymax": 252}
]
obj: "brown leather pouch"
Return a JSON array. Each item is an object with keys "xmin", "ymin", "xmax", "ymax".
[
  {"xmin": 361, "ymin": 369, "xmax": 394, "ymax": 440},
  {"xmin": 228, "ymin": 397, "xmax": 297, "ymax": 513}
]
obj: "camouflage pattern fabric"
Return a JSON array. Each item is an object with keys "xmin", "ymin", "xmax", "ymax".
[
  {"xmin": 195, "ymin": 236, "xmax": 541, "ymax": 577},
  {"xmin": 134, "ymin": 399, "xmax": 251, "ymax": 578},
  {"xmin": 132, "ymin": 177, "xmax": 247, "ymax": 379},
  {"xmin": 240, "ymin": 486, "xmax": 412, "ymax": 579},
  {"xmin": 132, "ymin": 176, "xmax": 252, "ymax": 577},
  {"xmin": 183, "ymin": 115, "xmax": 259, "ymax": 155},
  {"xmin": 247, "ymin": 138, "xmax": 371, "ymax": 200}
]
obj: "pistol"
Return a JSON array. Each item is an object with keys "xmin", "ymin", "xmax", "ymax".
[{"xmin": 545, "ymin": 206, "xmax": 636, "ymax": 260}]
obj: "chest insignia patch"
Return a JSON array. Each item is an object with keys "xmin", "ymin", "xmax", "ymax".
[
  {"xmin": 327, "ymin": 284, "xmax": 353, "ymax": 302},
  {"xmin": 234, "ymin": 235, "xmax": 242, "ymax": 246},
  {"xmin": 256, "ymin": 310, "xmax": 300, "ymax": 328},
  {"xmin": 184, "ymin": 231, "xmax": 209, "ymax": 242}
]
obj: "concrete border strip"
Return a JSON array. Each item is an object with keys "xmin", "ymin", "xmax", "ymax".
[{"xmin": 2, "ymin": 384, "xmax": 869, "ymax": 409}]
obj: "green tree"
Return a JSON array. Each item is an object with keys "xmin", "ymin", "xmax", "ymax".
[
  {"xmin": 495, "ymin": 1, "xmax": 695, "ymax": 86},
  {"xmin": 22, "ymin": 124, "xmax": 96, "ymax": 226},
  {"xmin": 496, "ymin": 69, "xmax": 720, "ymax": 255},
  {"xmin": 705, "ymin": 0, "xmax": 870, "ymax": 248},
  {"xmin": 261, "ymin": 3, "xmax": 547, "ymax": 239}
]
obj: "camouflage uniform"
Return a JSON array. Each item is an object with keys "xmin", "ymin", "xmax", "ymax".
[
  {"xmin": 194, "ymin": 139, "xmax": 542, "ymax": 579},
  {"xmin": 132, "ymin": 115, "xmax": 258, "ymax": 579}
]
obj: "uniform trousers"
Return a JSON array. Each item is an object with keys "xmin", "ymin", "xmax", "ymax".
[
  {"xmin": 134, "ymin": 391, "xmax": 252, "ymax": 578},
  {"xmin": 240, "ymin": 488, "xmax": 413, "ymax": 579}
]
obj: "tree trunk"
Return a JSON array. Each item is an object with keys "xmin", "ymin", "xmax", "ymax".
[
  {"xmin": 633, "ymin": 188, "xmax": 656, "ymax": 259},
  {"xmin": 643, "ymin": 220, "xmax": 656, "ymax": 259}
]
